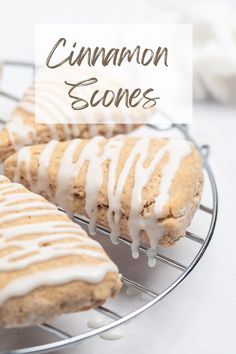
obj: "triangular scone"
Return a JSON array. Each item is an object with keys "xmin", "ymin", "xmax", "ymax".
[
  {"xmin": 0, "ymin": 79, "xmax": 141, "ymax": 162},
  {"xmin": 0, "ymin": 175, "xmax": 121, "ymax": 328},
  {"xmin": 4, "ymin": 136, "xmax": 204, "ymax": 262}
]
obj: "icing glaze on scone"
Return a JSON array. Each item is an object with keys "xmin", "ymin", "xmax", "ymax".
[
  {"xmin": 4, "ymin": 136, "xmax": 203, "ymax": 266},
  {"xmin": 0, "ymin": 176, "xmax": 118, "ymax": 307},
  {"xmin": 3, "ymin": 79, "xmax": 138, "ymax": 154},
  {"xmin": 0, "ymin": 73, "xmax": 146, "ymax": 163}
]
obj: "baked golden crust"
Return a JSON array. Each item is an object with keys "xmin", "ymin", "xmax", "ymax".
[
  {"xmin": 0, "ymin": 273, "xmax": 119, "ymax": 328},
  {"xmin": 0, "ymin": 107, "xmax": 139, "ymax": 163},
  {"xmin": 0, "ymin": 176, "xmax": 121, "ymax": 328},
  {"xmin": 4, "ymin": 137, "xmax": 204, "ymax": 249}
]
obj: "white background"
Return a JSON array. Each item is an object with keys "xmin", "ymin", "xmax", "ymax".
[{"xmin": 0, "ymin": 1, "xmax": 235, "ymax": 354}]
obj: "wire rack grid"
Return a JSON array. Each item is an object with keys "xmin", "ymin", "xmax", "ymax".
[{"xmin": 0, "ymin": 61, "xmax": 218, "ymax": 354}]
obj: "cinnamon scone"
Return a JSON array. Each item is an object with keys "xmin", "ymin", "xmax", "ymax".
[
  {"xmin": 0, "ymin": 79, "xmax": 142, "ymax": 162},
  {"xmin": 4, "ymin": 136, "xmax": 204, "ymax": 263},
  {"xmin": 0, "ymin": 175, "xmax": 121, "ymax": 328}
]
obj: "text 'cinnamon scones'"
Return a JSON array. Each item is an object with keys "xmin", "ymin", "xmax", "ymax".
[
  {"xmin": 0, "ymin": 79, "xmax": 142, "ymax": 162},
  {"xmin": 0, "ymin": 175, "xmax": 121, "ymax": 328},
  {"xmin": 4, "ymin": 136, "xmax": 204, "ymax": 265}
]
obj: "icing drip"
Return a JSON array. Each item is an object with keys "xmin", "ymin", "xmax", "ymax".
[
  {"xmin": 87, "ymin": 315, "xmax": 108, "ymax": 329},
  {"xmin": 55, "ymin": 135, "xmax": 125, "ymax": 235},
  {"xmin": 127, "ymin": 139, "xmax": 192, "ymax": 261},
  {"xmin": 0, "ymin": 176, "xmax": 118, "ymax": 306},
  {"xmin": 87, "ymin": 314, "xmax": 124, "ymax": 340},
  {"xmin": 10, "ymin": 137, "xmax": 192, "ymax": 264}
]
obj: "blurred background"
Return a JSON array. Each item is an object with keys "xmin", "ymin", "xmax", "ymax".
[
  {"xmin": 0, "ymin": 1, "xmax": 235, "ymax": 354},
  {"xmin": 1, "ymin": 0, "xmax": 236, "ymax": 104}
]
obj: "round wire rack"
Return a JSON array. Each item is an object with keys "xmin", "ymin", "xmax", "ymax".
[{"xmin": 0, "ymin": 61, "xmax": 218, "ymax": 354}]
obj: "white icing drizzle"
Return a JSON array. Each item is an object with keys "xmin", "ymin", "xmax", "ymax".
[
  {"xmin": 87, "ymin": 314, "xmax": 124, "ymax": 340},
  {"xmin": 0, "ymin": 264, "xmax": 117, "ymax": 307},
  {"xmin": 34, "ymin": 140, "xmax": 58, "ymax": 200},
  {"xmin": 10, "ymin": 137, "xmax": 192, "ymax": 264},
  {"xmin": 5, "ymin": 115, "xmax": 36, "ymax": 150},
  {"xmin": 13, "ymin": 146, "xmax": 32, "ymax": 185},
  {"xmin": 55, "ymin": 136, "xmax": 104, "ymax": 228},
  {"xmin": 4, "ymin": 79, "xmax": 139, "ymax": 151},
  {"xmin": 0, "ymin": 176, "xmax": 118, "ymax": 306}
]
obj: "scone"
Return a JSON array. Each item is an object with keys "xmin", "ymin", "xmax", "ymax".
[
  {"xmin": 0, "ymin": 175, "xmax": 121, "ymax": 328},
  {"xmin": 4, "ymin": 136, "xmax": 204, "ymax": 262},
  {"xmin": 0, "ymin": 79, "xmax": 142, "ymax": 162}
]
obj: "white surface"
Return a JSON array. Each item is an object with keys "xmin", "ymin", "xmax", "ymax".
[{"xmin": 0, "ymin": 1, "xmax": 235, "ymax": 353}]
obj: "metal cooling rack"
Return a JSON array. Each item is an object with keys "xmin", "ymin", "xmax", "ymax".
[{"xmin": 0, "ymin": 61, "xmax": 218, "ymax": 354}]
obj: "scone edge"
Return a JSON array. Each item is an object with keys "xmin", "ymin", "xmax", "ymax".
[{"xmin": 0, "ymin": 272, "xmax": 121, "ymax": 328}]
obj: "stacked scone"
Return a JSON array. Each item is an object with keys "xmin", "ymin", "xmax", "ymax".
[
  {"xmin": 0, "ymin": 80, "xmax": 204, "ymax": 328},
  {"xmin": 0, "ymin": 80, "xmax": 140, "ymax": 162}
]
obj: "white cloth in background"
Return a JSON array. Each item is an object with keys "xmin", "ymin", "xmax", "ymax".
[
  {"xmin": 0, "ymin": 0, "xmax": 236, "ymax": 105},
  {"xmin": 178, "ymin": 2, "xmax": 236, "ymax": 103}
]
